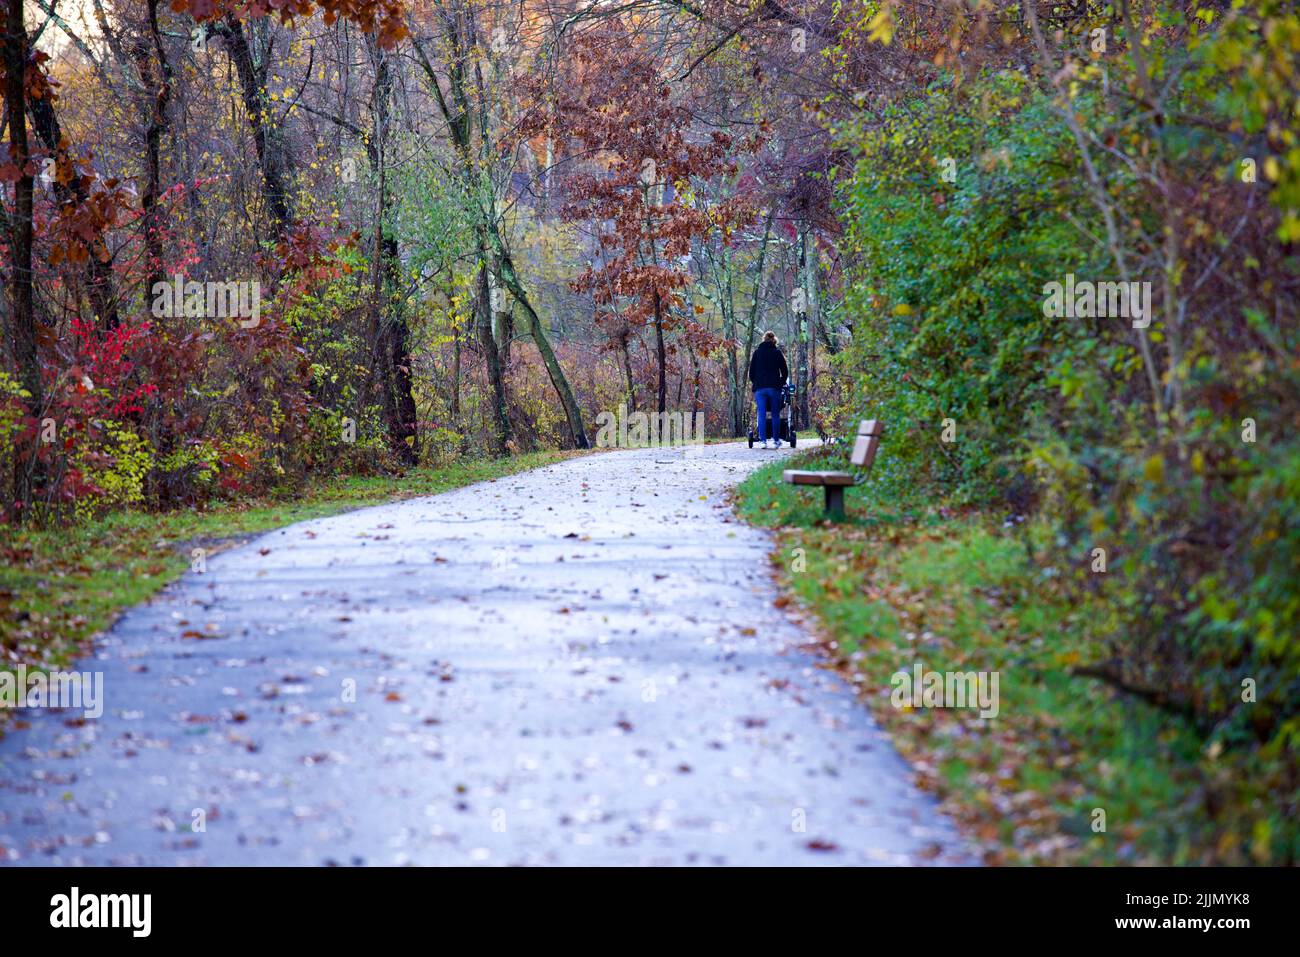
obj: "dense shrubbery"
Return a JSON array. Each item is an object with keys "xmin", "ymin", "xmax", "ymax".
[
  {"xmin": 834, "ymin": 72, "xmax": 1090, "ymax": 501},
  {"xmin": 1, "ymin": 248, "xmax": 741, "ymax": 523},
  {"xmin": 830, "ymin": 6, "xmax": 1298, "ymax": 858}
]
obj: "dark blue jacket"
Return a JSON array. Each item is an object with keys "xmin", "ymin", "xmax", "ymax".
[{"xmin": 748, "ymin": 341, "xmax": 789, "ymax": 393}]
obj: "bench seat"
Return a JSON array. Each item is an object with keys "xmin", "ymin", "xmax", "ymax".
[{"xmin": 782, "ymin": 470, "xmax": 854, "ymax": 486}]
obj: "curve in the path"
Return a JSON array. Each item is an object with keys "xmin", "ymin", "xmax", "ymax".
[{"xmin": 0, "ymin": 442, "xmax": 970, "ymax": 865}]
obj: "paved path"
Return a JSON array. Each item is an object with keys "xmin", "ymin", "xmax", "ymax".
[{"xmin": 0, "ymin": 442, "xmax": 969, "ymax": 865}]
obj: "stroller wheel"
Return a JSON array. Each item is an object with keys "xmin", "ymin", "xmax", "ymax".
[
  {"xmin": 790, "ymin": 432, "xmax": 797, "ymax": 448},
  {"xmin": 747, "ymin": 430, "xmax": 754, "ymax": 448}
]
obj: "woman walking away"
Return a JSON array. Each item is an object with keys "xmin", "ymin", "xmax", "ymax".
[{"xmin": 748, "ymin": 331, "xmax": 789, "ymax": 449}]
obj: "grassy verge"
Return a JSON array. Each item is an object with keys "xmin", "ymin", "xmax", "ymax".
[
  {"xmin": 0, "ymin": 450, "xmax": 584, "ymax": 687},
  {"xmin": 735, "ymin": 451, "xmax": 1281, "ymax": 865}
]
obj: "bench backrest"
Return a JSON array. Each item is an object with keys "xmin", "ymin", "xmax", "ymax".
[{"xmin": 851, "ymin": 419, "xmax": 883, "ymax": 470}]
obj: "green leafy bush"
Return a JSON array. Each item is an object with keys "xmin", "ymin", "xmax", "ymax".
[{"xmin": 833, "ymin": 56, "xmax": 1299, "ymax": 860}]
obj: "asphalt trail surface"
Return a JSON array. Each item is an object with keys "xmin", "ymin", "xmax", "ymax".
[{"xmin": 0, "ymin": 442, "xmax": 969, "ymax": 865}]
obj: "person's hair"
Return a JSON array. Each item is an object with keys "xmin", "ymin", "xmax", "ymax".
[{"xmin": 762, "ymin": 330, "xmax": 776, "ymax": 343}]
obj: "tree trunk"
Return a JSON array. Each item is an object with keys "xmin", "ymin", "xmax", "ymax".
[
  {"xmin": 130, "ymin": 0, "xmax": 173, "ymax": 297},
  {"xmin": 451, "ymin": 323, "xmax": 469, "ymax": 456},
  {"xmin": 621, "ymin": 334, "xmax": 636, "ymax": 412},
  {"xmin": 488, "ymin": 244, "xmax": 512, "ymax": 367},
  {"xmin": 796, "ymin": 226, "xmax": 815, "ymax": 431},
  {"xmin": 675, "ymin": 337, "xmax": 685, "ymax": 408},
  {"xmin": 727, "ymin": 342, "xmax": 742, "ymax": 436},
  {"xmin": 689, "ymin": 343, "xmax": 701, "ymax": 423},
  {"xmin": 495, "ymin": 252, "xmax": 589, "ymax": 449},
  {"xmin": 366, "ymin": 39, "xmax": 417, "ymax": 464},
  {"xmin": 716, "ymin": 241, "xmax": 744, "ymax": 436},
  {"xmin": 451, "ymin": 325, "xmax": 461, "ymax": 422},
  {"xmin": 376, "ymin": 234, "xmax": 418, "ymax": 463},
  {"xmin": 219, "ymin": 16, "xmax": 292, "ymax": 239},
  {"xmin": 472, "ymin": 21, "xmax": 586, "ymax": 448},
  {"xmin": 476, "ymin": 253, "xmax": 511, "ymax": 455},
  {"xmin": 411, "ymin": 22, "xmax": 512, "ymax": 454},
  {"xmin": 653, "ymin": 288, "xmax": 667, "ymax": 414},
  {"xmin": 739, "ymin": 210, "xmax": 775, "ymax": 435},
  {"xmin": 28, "ymin": 93, "xmax": 120, "ymax": 328},
  {"xmin": 5, "ymin": 0, "xmax": 40, "ymax": 507}
]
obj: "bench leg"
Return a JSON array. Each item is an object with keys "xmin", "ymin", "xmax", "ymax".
[{"xmin": 824, "ymin": 485, "xmax": 845, "ymax": 519}]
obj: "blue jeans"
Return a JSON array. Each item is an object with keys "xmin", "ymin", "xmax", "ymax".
[{"xmin": 755, "ymin": 388, "xmax": 781, "ymax": 442}]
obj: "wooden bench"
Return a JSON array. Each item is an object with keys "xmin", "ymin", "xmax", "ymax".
[{"xmin": 782, "ymin": 419, "xmax": 883, "ymax": 518}]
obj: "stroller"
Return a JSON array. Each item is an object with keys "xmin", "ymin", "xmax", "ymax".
[{"xmin": 748, "ymin": 381, "xmax": 797, "ymax": 448}]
